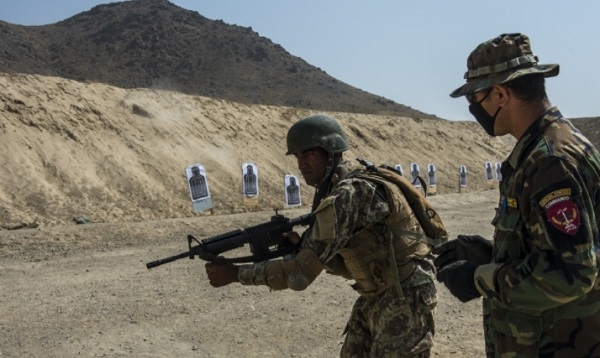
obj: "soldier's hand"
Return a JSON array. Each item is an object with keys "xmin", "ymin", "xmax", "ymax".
[
  {"xmin": 432, "ymin": 234, "xmax": 492, "ymax": 270},
  {"xmin": 436, "ymin": 260, "xmax": 481, "ymax": 303},
  {"xmin": 282, "ymin": 231, "xmax": 301, "ymax": 245},
  {"xmin": 205, "ymin": 263, "xmax": 239, "ymax": 287}
]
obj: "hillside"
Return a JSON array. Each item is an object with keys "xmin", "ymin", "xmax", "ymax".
[
  {"xmin": 570, "ymin": 117, "xmax": 600, "ymax": 149},
  {"xmin": 1, "ymin": 0, "xmax": 596, "ymax": 229},
  {"xmin": 0, "ymin": 72, "xmax": 513, "ymax": 227},
  {"xmin": 0, "ymin": 0, "xmax": 435, "ymax": 118}
]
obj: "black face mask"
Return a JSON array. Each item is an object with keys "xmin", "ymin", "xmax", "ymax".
[{"xmin": 468, "ymin": 90, "xmax": 502, "ymax": 136}]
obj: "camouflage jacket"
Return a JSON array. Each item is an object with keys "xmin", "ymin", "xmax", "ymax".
[
  {"xmin": 473, "ymin": 107, "xmax": 600, "ymax": 357},
  {"xmin": 238, "ymin": 160, "xmax": 434, "ymax": 291}
]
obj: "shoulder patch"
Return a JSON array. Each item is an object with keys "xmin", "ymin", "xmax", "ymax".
[
  {"xmin": 499, "ymin": 196, "xmax": 518, "ymax": 210},
  {"xmin": 539, "ymin": 188, "xmax": 572, "ymax": 209},
  {"xmin": 539, "ymin": 189, "xmax": 580, "ymax": 235}
]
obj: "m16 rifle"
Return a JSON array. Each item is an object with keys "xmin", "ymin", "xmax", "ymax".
[{"xmin": 146, "ymin": 211, "xmax": 311, "ymax": 269}]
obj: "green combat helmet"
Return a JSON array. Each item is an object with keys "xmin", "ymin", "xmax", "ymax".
[
  {"xmin": 286, "ymin": 114, "xmax": 350, "ymax": 155},
  {"xmin": 450, "ymin": 33, "xmax": 559, "ymax": 98}
]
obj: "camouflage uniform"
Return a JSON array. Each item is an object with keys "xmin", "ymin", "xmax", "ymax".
[
  {"xmin": 239, "ymin": 160, "xmax": 437, "ymax": 357},
  {"xmin": 473, "ymin": 107, "xmax": 600, "ymax": 357}
]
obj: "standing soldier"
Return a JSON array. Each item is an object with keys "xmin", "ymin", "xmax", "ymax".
[
  {"xmin": 434, "ymin": 33, "xmax": 600, "ymax": 357},
  {"xmin": 205, "ymin": 114, "xmax": 441, "ymax": 357}
]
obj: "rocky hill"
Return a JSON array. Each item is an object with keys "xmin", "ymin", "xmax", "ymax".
[
  {"xmin": 0, "ymin": 0, "xmax": 434, "ymax": 118},
  {"xmin": 570, "ymin": 117, "xmax": 600, "ymax": 149}
]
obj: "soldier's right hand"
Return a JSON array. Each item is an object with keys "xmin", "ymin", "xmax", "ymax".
[
  {"xmin": 432, "ymin": 235, "xmax": 492, "ymax": 270},
  {"xmin": 205, "ymin": 263, "xmax": 239, "ymax": 287}
]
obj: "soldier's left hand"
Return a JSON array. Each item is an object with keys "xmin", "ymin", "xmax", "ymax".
[
  {"xmin": 282, "ymin": 231, "xmax": 301, "ymax": 245},
  {"xmin": 205, "ymin": 263, "xmax": 239, "ymax": 287},
  {"xmin": 436, "ymin": 260, "xmax": 481, "ymax": 302},
  {"xmin": 433, "ymin": 235, "xmax": 492, "ymax": 270}
]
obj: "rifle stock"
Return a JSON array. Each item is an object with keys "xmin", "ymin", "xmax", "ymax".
[{"xmin": 146, "ymin": 211, "xmax": 311, "ymax": 269}]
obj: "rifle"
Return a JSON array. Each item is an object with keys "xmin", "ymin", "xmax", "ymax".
[{"xmin": 146, "ymin": 211, "xmax": 311, "ymax": 269}]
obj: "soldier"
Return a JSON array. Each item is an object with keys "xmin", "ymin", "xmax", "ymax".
[
  {"xmin": 205, "ymin": 114, "xmax": 438, "ymax": 357},
  {"xmin": 434, "ymin": 33, "xmax": 600, "ymax": 356}
]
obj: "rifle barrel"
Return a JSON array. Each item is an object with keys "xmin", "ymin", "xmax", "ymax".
[{"xmin": 146, "ymin": 251, "xmax": 190, "ymax": 269}]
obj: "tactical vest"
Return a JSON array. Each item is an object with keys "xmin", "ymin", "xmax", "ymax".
[{"xmin": 324, "ymin": 167, "xmax": 445, "ymax": 298}]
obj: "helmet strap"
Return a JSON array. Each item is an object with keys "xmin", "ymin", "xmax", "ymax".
[{"xmin": 310, "ymin": 152, "xmax": 342, "ymax": 212}]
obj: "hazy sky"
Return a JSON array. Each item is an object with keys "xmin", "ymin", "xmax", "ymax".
[{"xmin": 1, "ymin": 0, "xmax": 599, "ymax": 121}]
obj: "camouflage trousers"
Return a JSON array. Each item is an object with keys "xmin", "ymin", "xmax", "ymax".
[{"xmin": 340, "ymin": 281, "xmax": 437, "ymax": 358}]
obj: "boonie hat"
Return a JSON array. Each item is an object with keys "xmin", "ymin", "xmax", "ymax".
[{"xmin": 450, "ymin": 33, "xmax": 559, "ymax": 98}]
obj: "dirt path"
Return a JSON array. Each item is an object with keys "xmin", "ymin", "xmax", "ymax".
[{"xmin": 0, "ymin": 190, "xmax": 498, "ymax": 357}]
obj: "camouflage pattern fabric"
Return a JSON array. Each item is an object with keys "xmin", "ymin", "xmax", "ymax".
[
  {"xmin": 341, "ymin": 280, "xmax": 436, "ymax": 358},
  {"xmin": 238, "ymin": 160, "xmax": 437, "ymax": 356},
  {"xmin": 300, "ymin": 160, "xmax": 392, "ymax": 264},
  {"xmin": 450, "ymin": 33, "xmax": 558, "ymax": 98},
  {"xmin": 238, "ymin": 260, "xmax": 270, "ymax": 286},
  {"xmin": 472, "ymin": 107, "xmax": 600, "ymax": 357}
]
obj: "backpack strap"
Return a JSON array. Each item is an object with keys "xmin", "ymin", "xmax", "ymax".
[{"xmin": 355, "ymin": 158, "xmax": 449, "ymax": 247}]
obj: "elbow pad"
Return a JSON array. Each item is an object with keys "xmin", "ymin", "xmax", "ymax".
[
  {"xmin": 287, "ymin": 271, "xmax": 311, "ymax": 291},
  {"xmin": 265, "ymin": 249, "xmax": 323, "ymax": 291}
]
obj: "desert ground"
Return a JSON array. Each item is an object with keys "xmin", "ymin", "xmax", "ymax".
[
  {"xmin": 0, "ymin": 72, "xmax": 515, "ymax": 357},
  {"xmin": 0, "ymin": 189, "xmax": 497, "ymax": 358}
]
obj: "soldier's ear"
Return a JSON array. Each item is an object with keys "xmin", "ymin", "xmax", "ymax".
[{"xmin": 495, "ymin": 85, "xmax": 510, "ymax": 105}]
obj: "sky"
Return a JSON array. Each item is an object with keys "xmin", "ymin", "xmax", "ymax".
[{"xmin": 1, "ymin": 0, "xmax": 599, "ymax": 121}]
